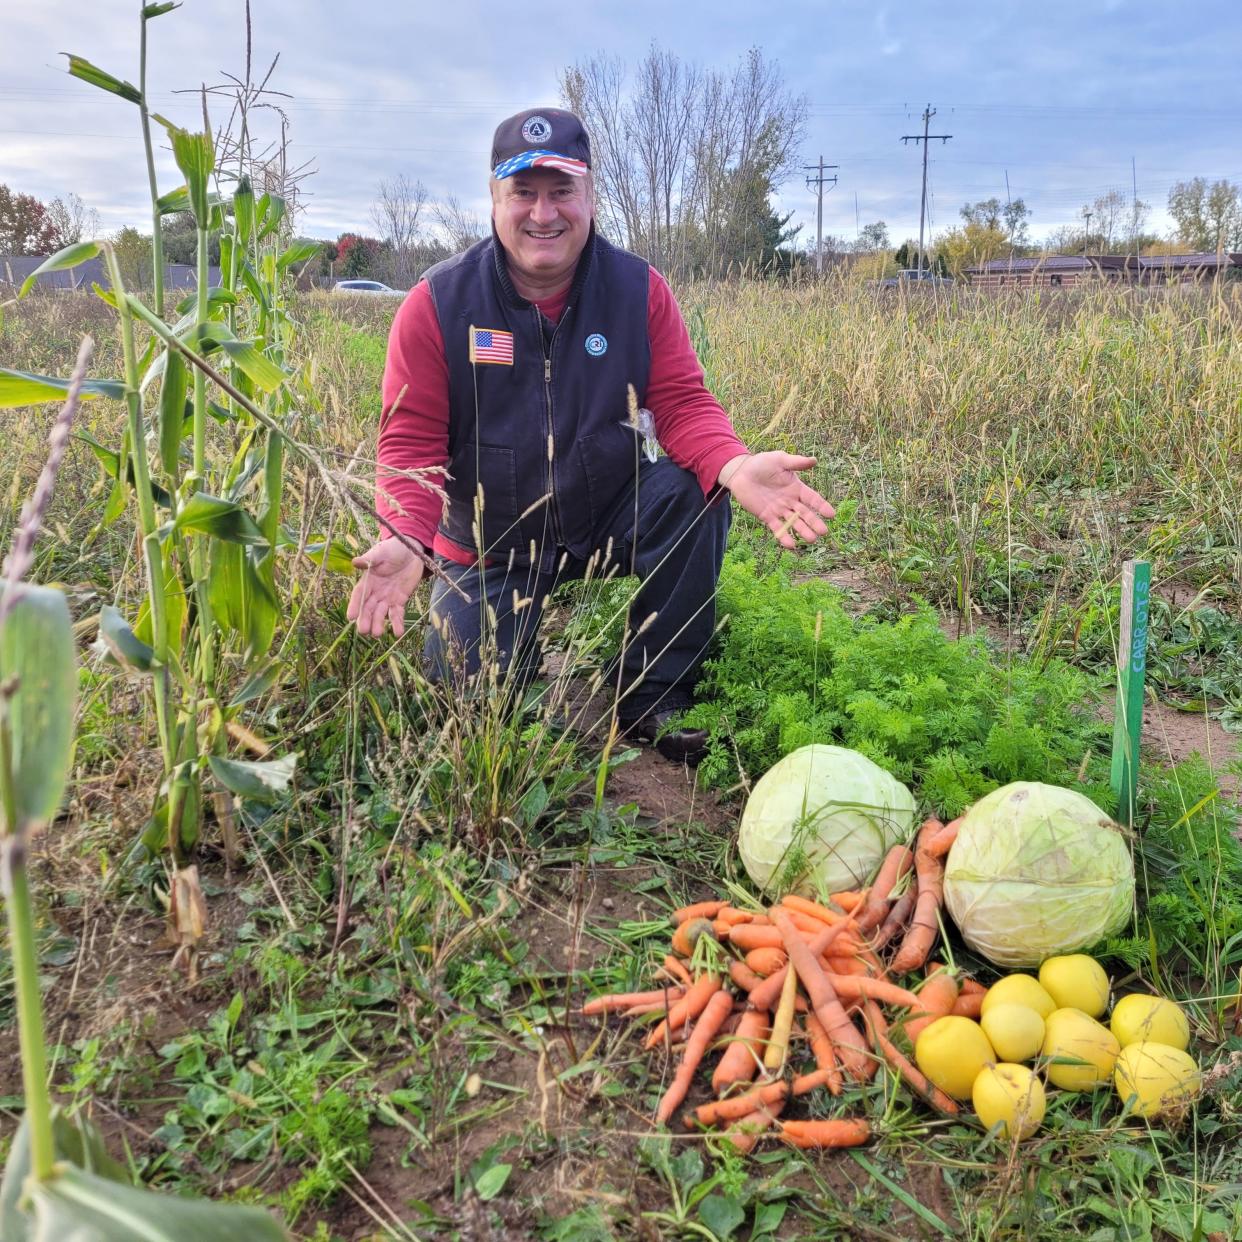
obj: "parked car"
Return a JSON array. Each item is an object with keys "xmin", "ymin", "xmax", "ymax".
[{"xmin": 332, "ymin": 279, "xmax": 405, "ymax": 296}]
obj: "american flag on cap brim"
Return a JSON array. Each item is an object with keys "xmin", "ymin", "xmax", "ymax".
[
  {"xmin": 492, "ymin": 149, "xmax": 589, "ymax": 179},
  {"xmin": 469, "ymin": 325, "xmax": 514, "ymax": 365}
]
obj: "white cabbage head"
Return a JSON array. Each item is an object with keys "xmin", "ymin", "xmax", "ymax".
[
  {"xmin": 738, "ymin": 744, "xmax": 917, "ymax": 896},
  {"xmin": 944, "ymin": 781, "xmax": 1135, "ymax": 968}
]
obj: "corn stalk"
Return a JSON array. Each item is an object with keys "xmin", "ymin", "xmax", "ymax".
[
  {"xmin": 0, "ymin": 342, "xmax": 286, "ymax": 1238},
  {"xmin": 2, "ymin": 5, "xmax": 306, "ymax": 863}
]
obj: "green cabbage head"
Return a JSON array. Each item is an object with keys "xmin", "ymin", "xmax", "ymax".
[
  {"xmin": 944, "ymin": 781, "xmax": 1135, "ymax": 968},
  {"xmin": 738, "ymin": 745, "xmax": 916, "ymax": 896}
]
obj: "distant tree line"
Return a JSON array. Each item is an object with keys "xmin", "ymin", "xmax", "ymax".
[
  {"xmin": 0, "ymin": 186, "xmax": 100, "ymax": 255},
  {"xmin": 7, "ymin": 129, "xmax": 1241, "ymax": 289}
]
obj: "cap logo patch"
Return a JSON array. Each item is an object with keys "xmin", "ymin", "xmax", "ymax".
[
  {"xmin": 521, "ymin": 115, "xmax": 552, "ymax": 144},
  {"xmin": 585, "ymin": 333, "xmax": 607, "ymax": 357}
]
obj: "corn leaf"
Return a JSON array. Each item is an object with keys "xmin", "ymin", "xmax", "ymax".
[
  {"xmin": 0, "ymin": 1112, "xmax": 128, "ymax": 1242},
  {"xmin": 17, "ymin": 241, "xmax": 101, "ymax": 297},
  {"xmin": 277, "ymin": 528, "xmax": 356, "ymax": 574},
  {"xmin": 173, "ymin": 287, "xmax": 237, "ymax": 317},
  {"xmin": 229, "ymin": 661, "xmax": 282, "ymax": 708},
  {"xmin": 277, "ymin": 239, "xmax": 321, "ymax": 270},
  {"xmin": 0, "ymin": 370, "xmax": 123, "ymax": 407},
  {"xmin": 0, "ymin": 586, "xmax": 76, "ymax": 828},
  {"xmin": 207, "ymin": 539, "xmax": 245, "ymax": 636},
  {"xmin": 155, "ymin": 185, "xmax": 223, "ymax": 217},
  {"xmin": 63, "ymin": 55, "xmax": 142, "ymax": 105},
  {"xmin": 209, "ymin": 752, "xmax": 297, "ymax": 803},
  {"xmin": 169, "ymin": 493, "xmax": 266, "ymax": 545},
  {"xmin": 256, "ymin": 193, "xmax": 287, "ymax": 238},
  {"xmin": 215, "ymin": 341, "xmax": 284, "ymax": 393},
  {"xmin": 237, "ymin": 262, "xmax": 271, "ymax": 313},
  {"xmin": 97, "ymin": 605, "xmax": 156, "ymax": 674},
  {"xmin": 22, "ymin": 1162, "xmax": 287, "ymax": 1241},
  {"xmin": 75, "ymin": 431, "xmax": 173, "ymax": 509},
  {"xmin": 157, "ymin": 347, "xmax": 188, "ymax": 480}
]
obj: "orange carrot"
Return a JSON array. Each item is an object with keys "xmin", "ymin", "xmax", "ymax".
[
  {"xmin": 805, "ymin": 1011, "xmax": 843, "ymax": 1096},
  {"xmin": 819, "ymin": 975, "xmax": 921, "ymax": 1008},
  {"xmin": 830, "ymin": 890, "xmax": 866, "ymax": 912},
  {"xmin": 959, "ymin": 977, "xmax": 986, "ymax": 995},
  {"xmin": 786, "ymin": 909, "xmax": 840, "ymax": 936},
  {"xmin": 951, "ymin": 991, "xmax": 984, "ymax": 1018},
  {"xmin": 729, "ymin": 960, "xmax": 764, "ymax": 993},
  {"xmin": 901, "ymin": 969, "xmax": 960, "ymax": 1042},
  {"xmin": 749, "ymin": 919, "xmax": 852, "ymax": 1010},
  {"xmin": 770, "ymin": 908, "xmax": 871, "ymax": 1080},
  {"xmin": 722, "ymin": 1097, "xmax": 785, "ymax": 1153},
  {"xmin": 622, "ymin": 999, "xmax": 679, "ymax": 1017},
  {"xmin": 671, "ymin": 917, "xmax": 717, "ymax": 958},
  {"xmin": 778, "ymin": 1118, "xmax": 872, "ymax": 1149},
  {"xmin": 890, "ymin": 821, "xmax": 946, "ymax": 974},
  {"xmin": 745, "ymin": 946, "xmax": 788, "ymax": 976},
  {"xmin": 582, "ymin": 988, "xmax": 684, "ymax": 1015},
  {"xmin": 712, "ymin": 1008, "xmax": 770, "ymax": 1094},
  {"xmin": 922, "ymin": 817, "xmax": 962, "ymax": 859},
  {"xmin": 689, "ymin": 1068, "xmax": 833, "ymax": 1127},
  {"xmin": 861, "ymin": 999, "xmax": 958, "ymax": 1114},
  {"xmin": 672, "ymin": 900, "xmax": 727, "ymax": 924},
  {"xmin": 662, "ymin": 955, "xmax": 694, "ymax": 987},
  {"xmin": 825, "ymin": 954, "xmax": 869, "ymax": 976},
  {"xmin": 871, "ymin": 886, "xmax": 915, "ymax": 950},
  {"xmin": 780, "ymin": 894, "xmax": 847, "ymax": 925},
  {"xmin": 856, "ymin": 844, "xmax": 915, "ymax": 931},
  {"xmin": 645, "ymin": 973, "xmax": 722, "ymax": 1051},
  {"xmin": 656, "ymin": 989, "xmax": 735, "ymax": 1123},
  {"xmin": 728, "ymin": 924, "xmax": 784, "ymax": 952},
  {"xmin": 713, "ymin": 907, "xmax": 757, "ymax": 936}
]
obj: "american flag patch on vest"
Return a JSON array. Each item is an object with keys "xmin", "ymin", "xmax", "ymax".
[{"xmin": 468, "ymin": 325, "xmax": 514, "ymax": 365}]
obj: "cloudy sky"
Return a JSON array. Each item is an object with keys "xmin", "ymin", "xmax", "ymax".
[{"xmin": 4, "ymin": 0, "xmax": 1240, "ymax": 250}]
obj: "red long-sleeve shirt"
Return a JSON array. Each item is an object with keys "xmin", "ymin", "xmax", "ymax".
[{"xmin": 376, "ymin": 265, "xmax": 747, "ymax": 563}]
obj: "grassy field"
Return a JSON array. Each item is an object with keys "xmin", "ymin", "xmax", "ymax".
[{"xmin": 2, "ymin": 278, "xmax": 1241, "ymax": 1240}]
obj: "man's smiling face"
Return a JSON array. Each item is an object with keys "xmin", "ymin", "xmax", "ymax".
[{"xmin": 490, "ymin": 168, "xmax": 593, "ymax": 292}]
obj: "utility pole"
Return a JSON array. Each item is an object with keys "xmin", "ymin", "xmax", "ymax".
[
  {"xmin": 804, "ymin": 157, "xmax": 839, "ymax": 275},
  {"xmin": 1083, "ymin": 209, "xmax": 1094, "ymax": 259},
  {"xmin": 901, "ymin": 104, "xmax": 952, "ymax": 276}
]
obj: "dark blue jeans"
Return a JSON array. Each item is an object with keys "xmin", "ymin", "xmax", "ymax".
[{"xmin": 424, "ymin": 457, "xmax": 731, "ymax": 720}]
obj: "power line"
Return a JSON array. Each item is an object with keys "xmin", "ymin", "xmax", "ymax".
[{"xmin": 901, "ymin": 104, "xmax": 952, "ymax": 275}]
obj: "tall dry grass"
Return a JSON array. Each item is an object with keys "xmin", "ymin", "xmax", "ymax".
[{"xmin": 4, "ymin": 278, "xmax": 1239, "ymax": 608}]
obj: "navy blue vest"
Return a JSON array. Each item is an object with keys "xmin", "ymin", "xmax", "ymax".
[{"xmin": 423, "ymin": 230, "xmax": 651, "ymax": 564}]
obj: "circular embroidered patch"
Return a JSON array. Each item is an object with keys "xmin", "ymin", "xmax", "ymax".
[
  {"xmin": 585, "ymin": 333, "xmax": 608, "ymax": 356},
  {"xmin": 521, "ymin": 115, "xmax": 552, "ymax": 144}
]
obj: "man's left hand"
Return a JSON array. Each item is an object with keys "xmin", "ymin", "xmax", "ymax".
[{"xmin": 719, "ymin": 452, "xmax": 835, "ymax": 549}]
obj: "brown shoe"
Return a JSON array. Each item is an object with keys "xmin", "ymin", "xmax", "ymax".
[{"xmin": 620, "ymin": 709, "xmax": 709, "ymax": 766}]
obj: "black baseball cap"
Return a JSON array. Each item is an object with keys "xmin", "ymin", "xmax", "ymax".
[{"xmin": 491, "ymin": 108, "xmax": 591, "ymax": 179}]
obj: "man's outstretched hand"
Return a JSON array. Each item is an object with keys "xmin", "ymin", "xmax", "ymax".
[
  {"xmin": 347, "ymin": 537, "xmax": 425, "ymax": 637},
  {"xmin": 719, "ymin": 452, "xmax": 835, "ymax": 549}
]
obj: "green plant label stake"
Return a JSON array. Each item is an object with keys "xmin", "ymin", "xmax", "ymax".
[{"xmin": 1109, "ymin": 559, "xmax": 1151, "ymax": 827}]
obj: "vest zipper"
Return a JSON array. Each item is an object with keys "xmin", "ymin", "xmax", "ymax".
[{"xmin": 541, "ymin": 319, "xmax": 565, "ymax": 549}]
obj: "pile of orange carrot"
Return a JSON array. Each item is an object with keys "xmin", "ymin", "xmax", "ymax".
[{"xmin": 580, "ymin": 816, "xmax": 975, "ymax": 1151}]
